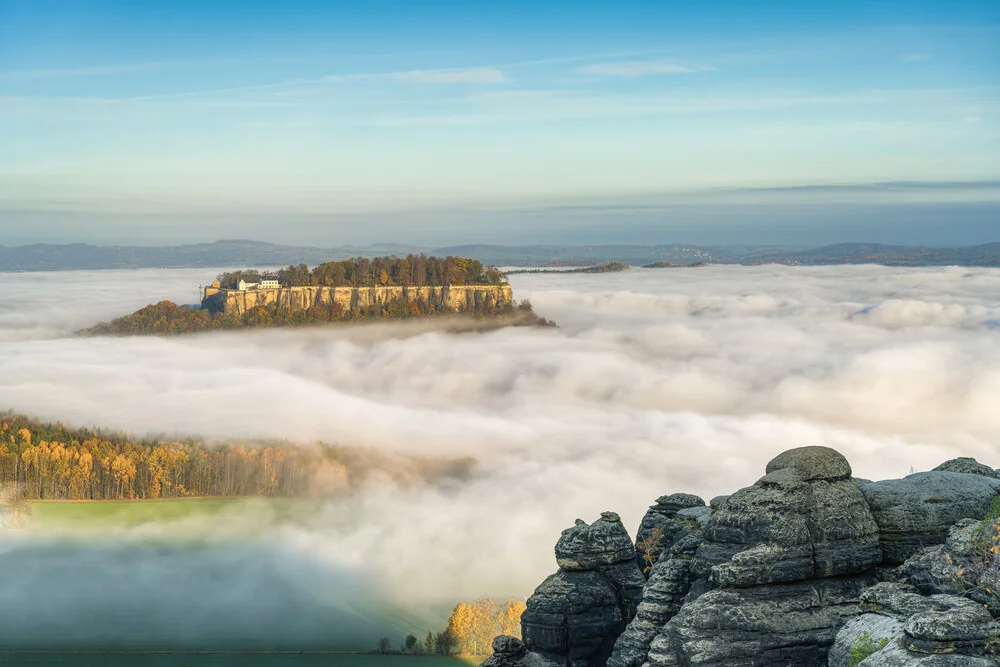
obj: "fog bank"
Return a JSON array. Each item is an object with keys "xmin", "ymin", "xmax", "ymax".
[{"xmin": 1, "ymin": 264, "xmax": 998, "ymax": 647}]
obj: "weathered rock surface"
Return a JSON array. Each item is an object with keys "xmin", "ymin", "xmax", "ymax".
[
  {"xmin": 634, "ymin": 494, "xmax": 705, "ymax": 574},
  {"xmin": 521, "ymin": 571, "xmax": 626, "ymax": 667},
  {"xmin": 858, "ymin": 642, "xmax": 998, "ymax": 666},
  {"xmin": 647, "ymin": 576, "xmax": 874, "ymax": 667},
  {"xmin": 484, "ymin": 447, "xmax": 1000, "ymax": 667},
  {"xmin": 205, "ymin": 284, "xmax": 514, "ymax": 317},
  {"xmin": 482, "ymin": 636, "xmax": 560, "ymax": 667},
  {"xmin": 521, "ymin": 513, "xmax": 645, "ymax": 667},
  {"xmin": 642, "ymin": 446, "xmax": 881, "ymax": 666},
  {"xmin": 765, "ymin": 445, "xmax": 853, "ymax": 481},
  {"xmin": 898, "ymin": 518, "xmax": 1000, "ymax": 616},
  {"xmin": 828, "ymin": 614, "xmax": 904, "ymax": 667},
  {"xmin": 828, "ymin": 582, "xmax": 1000, "ymax": 666},
  {"xmin": 608, "ymin": 534, "xmax": 703, "ymax": 667},
  {"xmin": 559, "ymin": 512, "xmax": 638, "ymax": 572},
  {"xmin": 862, "ymin": 472, "xmax": 1000, "ymax": 564},
  {"xmin": 702, "ymin": 446, "xmax": 880, "ymax": 586},
  {"xmin": 933, "ymin": 457, "xmax": 1000, "ymax": 479}
]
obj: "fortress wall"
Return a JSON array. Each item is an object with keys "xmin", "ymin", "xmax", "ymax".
[{"xmin": 203, "ymin": 284, "xmax": 514, "ymax": 317}]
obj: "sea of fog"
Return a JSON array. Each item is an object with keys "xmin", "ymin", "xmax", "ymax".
[{"xmin": 1, "ymin": 265, "xmax": 999, "ymax": 650}]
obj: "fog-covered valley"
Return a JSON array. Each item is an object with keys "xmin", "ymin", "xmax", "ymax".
[{"xmin": 1, "ymin": 265, "xmax": 999, "ymax": 649}]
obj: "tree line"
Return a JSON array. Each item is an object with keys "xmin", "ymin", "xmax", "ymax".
[
  {"xmin": 0, "ymin": 414, "xmax": 361, "ymax": 500},
  {"xmin": 217, "ymin": 255, "xmax": 507, "ymax": 289}
]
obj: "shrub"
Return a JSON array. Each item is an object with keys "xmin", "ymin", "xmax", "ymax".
[{"xmin": 848, "ymin": 631, "xmax": 889, "ymax": 666}]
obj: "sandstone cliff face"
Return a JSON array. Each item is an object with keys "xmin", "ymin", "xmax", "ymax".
[{"xmin": 203, "ymin": 284, "xmax": 514, "ymax": 317}]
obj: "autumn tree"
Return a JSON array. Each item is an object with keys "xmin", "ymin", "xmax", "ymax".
[
  {"xmin": 0, "ymin": 414, "xmax": 362, "ymax": 500},
  {"xmin": 444, "ymin": 598, "xmax": 525, "ymax": 655},
  {"xmin": 637, "ymin": 527, "xmax": 664, "ymax": 574}
]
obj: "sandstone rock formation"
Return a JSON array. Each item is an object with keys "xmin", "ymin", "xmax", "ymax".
[
  {"xmin": 204, "ymin": 284, "xmax": 513, "ymax": 317},
  {"xmin": 643, "ymin": 446, "xmax": 880, "ymax": 666},
  {"xmin": 862, "ymin": 471, "xmax": 1000, "ymax": 564},
  {"xmin": 933, "ymin": 457, "xmax": 1000, "ymax": 479},
  {"xmin": 608, "ymin": 534, "xmax": 703, "ymax": 667},
  {"xmin": 899, "ymin": 518, "xmax": 1000, "ymax": 617},
  {"xmin": 633, "ymin": 494, "xmax": 705, "ymax": 575},
  {"xmin": 481, "ymin": 448, "xmax": 1000, "ymax": 667},
  {"xmin": 482, "ymin": 636, "xmax": 559, "ymax": 667},
  {"xmin": 521, "ymin": 512, "xmax": 645, "ymax": 667},
  {"xmin": 828, "ymin": 582, "xmax": 999, "ymax": 666}
]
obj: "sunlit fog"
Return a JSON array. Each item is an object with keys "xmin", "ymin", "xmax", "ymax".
[{"xmin": 1, "ymin": 265, "xmax": 998, "ymax": 648}]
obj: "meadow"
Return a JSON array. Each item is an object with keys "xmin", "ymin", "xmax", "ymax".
[
  {"xmin": 26, "ymin": 497, "xmax": 307, "ymax": 531},
  {"xmin": 0, "ymin": 653, "xmax": 485, "ymax": 667}
]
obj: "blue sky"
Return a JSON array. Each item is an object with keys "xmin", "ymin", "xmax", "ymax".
[{"xmin": 1, "ymin": 1, "xmax": 998, "ymax": 246}]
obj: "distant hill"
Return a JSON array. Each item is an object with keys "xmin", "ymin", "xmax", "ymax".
[
  {"xmin": 743, "ymin": 242, "xmax": 1000, "ymax": 266},
  {"xmin": 1, "ymin": 239, "xmax": 999, "ymax": 271}
]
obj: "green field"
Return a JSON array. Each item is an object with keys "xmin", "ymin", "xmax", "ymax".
[
  {"xmin": 0, "ymin": 654, "xmax": 486, "ymax": 667},
  {"xmin": 26, "ymin": 497, "xmax": 318, "ymax": 534}
]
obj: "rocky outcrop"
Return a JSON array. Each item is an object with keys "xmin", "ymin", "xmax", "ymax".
[
  {"xmin": 648, "ymin": 576, "xmax": 874, "ymax": 666},
  {"xmin": 483, "ymin": 636, "xmax": 560, "ymax": 667},
  {"xmin": 862, "ymin": 472, "xmax": 1000, "ymax": 564},
  {"xmin": 521, "ymin": 513, "xmax": 645, "ymax": 667},
  {"xmin": 898, "ymin": 518, "xmax": 1000, "ymax": 617},
  {"xmin": 203, "ymin": 284, "xmax": 513, "ymax": 317},
  {"xmin": 642, "ymin": 446, "xmax": 880, "ymax": 667},
  {"xmin": 933, "ymin": 457, "xmax": 1000, "ymax": 479},
  {"xmin": 481, "ymin": 448, "xmax": 1000, "ymax": 667},
  {"xmin": 608, "ymin": 534, "xmax": 703, "ymax": 667},
  {"xmin": 633, "ymin": 494, "xmax": 705, "ymax": 574},
  {"xmin": 828, "ymin": 582, "xmax": 1000, "ymax": 666}
]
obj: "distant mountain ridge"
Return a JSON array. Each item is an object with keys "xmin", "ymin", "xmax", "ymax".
[{"xmin": 1, "ymin": 239, "xmax": 999, "ymax": 271}]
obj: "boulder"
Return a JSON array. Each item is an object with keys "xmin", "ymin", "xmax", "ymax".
[
  {"xmin": 904, "ymin": 603, "xmax": 997, "ymax": 655},
  {"xmin": 703, "ymin": 446, "xmax": 881, "ymax": 586},
  {"xmin": 558, "ymin": 512, "xmax": 637, "ymax": 572},
  {"xmin": 862, "ymin": 472, "xmax": 1000, "ymax": 564},
  {"xmin": 765, "ymin": 445, "xmax": 853, "ymax": 481},
  {"xmin": 634, "ymin": 494, "xmax": 705, "ymax": 574},
  {"xmin": 481, "ymin": 636, "xmax": 560, "ymax": 667},
  {"xmin": 933, "ymin": 457, "xmax": 1000, "ymax": 479}
]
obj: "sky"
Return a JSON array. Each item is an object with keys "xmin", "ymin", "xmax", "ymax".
[{"xmin": 1, "ymin": 1, "xmax": 999, "ymax": 246}]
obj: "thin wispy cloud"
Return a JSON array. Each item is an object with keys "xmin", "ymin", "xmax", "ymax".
[
  {"xmin": 0, "ymin": 59, "xmax": 236, "ymax": 81},
  {"xmin": 323, "ymin": 67, "xmax": 508, "ymax": 85},
  {"xmin": 577, "ymin": 60, "xmax": 707, "ymax": 77}
]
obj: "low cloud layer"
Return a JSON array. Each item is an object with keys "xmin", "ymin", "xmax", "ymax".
[{"xmin": 1, "ymin": 264, "xmax": 998, "ymax": 647}]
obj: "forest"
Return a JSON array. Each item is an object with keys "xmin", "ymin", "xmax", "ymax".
[
  {"xmin": 217, "ymin": 255, "xmax": 507, "ymax": 289},
  {"xmin": 0, "ymin": 413, "xmax": 471, "ymax": 500},
  {"xmin": 86, "ymin": 297, "xmax": 551, "ymax": 336}
]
